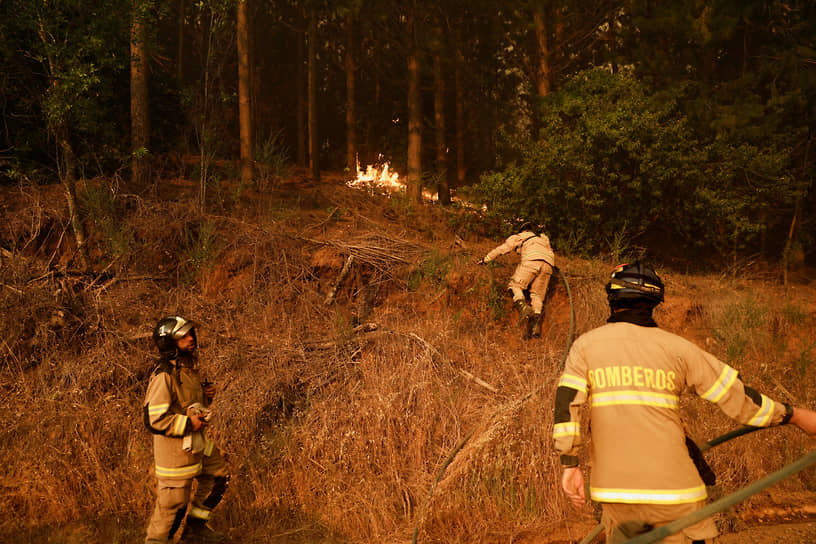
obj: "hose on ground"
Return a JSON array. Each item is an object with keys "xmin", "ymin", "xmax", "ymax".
[
  {"xmin": 578, "ymin": 425, "xmax": 807, "ymax": 544},
  {"xmin": 624, "ymin": 449, "xmax": 816, "ymax": 544}
]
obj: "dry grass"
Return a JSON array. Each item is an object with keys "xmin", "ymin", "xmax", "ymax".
[{"xmin": 1, "ymin": 179, "xmax": 816, "ymax": 543}]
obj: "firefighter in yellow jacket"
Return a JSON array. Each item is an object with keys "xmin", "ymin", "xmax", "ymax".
[
  {"xmin": 553, "ymin": 262, "xmax": 816, "ymax": 543},
  {"xmin": 478, "ymin": 222, "xmax": 555, "ymax": 338},
  {"xmin": 143, "ymin": 316, "xmax": 229, "ymax": 544}
]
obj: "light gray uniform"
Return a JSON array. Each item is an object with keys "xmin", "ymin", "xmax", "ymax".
[{"xmin": 484, "ymin": 230, "xmax": 555, "ymax": 313}]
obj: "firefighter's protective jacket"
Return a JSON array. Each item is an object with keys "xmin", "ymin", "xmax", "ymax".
[
  {"xmin": 553, "ymin": 321, "xmax": 792, "ymax": 506},
  {"xmin": 143, "ymin": 357, "xmax": 215, "ymax": 480},
  {"xmin": 484, "ymin": 231, "xmax": 554, "ymax": 265}
]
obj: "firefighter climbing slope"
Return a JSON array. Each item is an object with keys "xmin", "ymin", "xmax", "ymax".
[
  {"xmin": 553, "ymin": 261, "xmax": 816, "ymax": 544},
  {"xmin": 143, "ymin": 316, "xmax": 230, "ymax": 544},
  {"xmin": 478, "ymin": 222, "xmax": 555, "ymax": 338}
]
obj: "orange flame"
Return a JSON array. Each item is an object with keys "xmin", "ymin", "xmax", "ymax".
[{"xmin": 347, "ymin": 157, "xmax": 403, "ymax": 193}]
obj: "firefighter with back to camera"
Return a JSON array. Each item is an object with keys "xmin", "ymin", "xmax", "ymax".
[
  {"xmin": 478, "ymin": 222, "xmax": 555, "ymax": 338},
  {"xmin": 553, "ymin": 261, "xmax": 816, "ymax": 543},
  {"xmin": 143, "ymin": 316, "xmax": 230, "ymax": 544}
]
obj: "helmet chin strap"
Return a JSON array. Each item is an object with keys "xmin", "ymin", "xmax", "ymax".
[{"xmin": 608, "ymin": 302, "xmax": 658, "ymax": 327}]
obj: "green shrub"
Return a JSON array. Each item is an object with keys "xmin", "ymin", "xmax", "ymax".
[
  {"xmin": 469, "ymin": 68, "xmax": 807, "ymax": 264},
  {"xmin": 407, "ymin": 249, "xmax": 451, "ymax": 291},
  {"xmin": 182, "ymin": 219, "xmax": 221, "ymax": 285},
  {"xmin": 79, "ymin": 182, "xmax": 133, "ymax": 259}
]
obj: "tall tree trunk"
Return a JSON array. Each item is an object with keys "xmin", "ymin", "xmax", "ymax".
[
  {"xmin": 406, "ymin": 15, "xmax": 422, "ymax": 202},
  {"xmin": 454, "ymin": 32, "xmax": 466, "ymax": 188},
  {"xmin": 57, "ymin": 130, "xmax": 89, "ymax": 270},
  {"xmin": 307, "ymin": 8, "xmax": 320, "ymax": 181},
  {"xmin": 237, "ymin": 0, "xmax": 253, "ymax": 185},
  {"xmin": 37, "ymin": 18, "xmax": 88, "ymax": 269},
  {"xmin": 533, "ymin": 6, "xmax": 551, "ymax": 98},
  {"xmin": 296, "ymin": 24, "xmax": 306, "ymax": 168},
  {"xmin": 131, "ymin": 1, "xmax": 150, "ymax": 186},
  {"xmin": 433, "ymin": 41, "xmax": 450, "ymax": 205},
  {"xmin": 177, "ymin": 0, "xmax": 185, "ymax": 85},
  {"xmin": 344, "ymin": 12, "xmax": 357, "ymax": 173}
]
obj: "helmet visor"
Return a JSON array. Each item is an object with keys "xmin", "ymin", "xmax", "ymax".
[{"xmin": 170, "ymin": 317, "xmax": 196, "ymax": 340}]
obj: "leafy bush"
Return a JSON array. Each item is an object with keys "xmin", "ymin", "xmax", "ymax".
[
  {"xmin": 470, "ymin": 69, "xmax": 806, "ymax": 265},
  {"xmin": 407, "ymin": 249, "xmax": 451, "ymax": 291},
  {"xmin": 80, "ymin": 181, "xmax": 133, "ymax": 259},
  {"xmin": 254, "ymin": 129, "xmax": 292, "ymax": 190},
  {"xmin": 182, "ymin": 219, "xmax": 221, "ymax": 285}
]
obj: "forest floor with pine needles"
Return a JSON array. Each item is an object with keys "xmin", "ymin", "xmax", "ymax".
[{"xmin": 2, "ymin": 171, "xmax": 816, "ymax": 543}]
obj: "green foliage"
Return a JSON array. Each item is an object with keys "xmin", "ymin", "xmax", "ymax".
[
  {"xmin": 407, "ymin": 249, "xmax": 451, "ymax": 291},
  {"xmin": 781, "ymin": 302, "xmax": 808, "ymax": 326},
  {"xmin": 79, "ymin": 182, "xmax": 133, "ymax": 259},
  {"xmin": 710, "ymin": 296, "xmax": 769, "ymax": 363},
  {"xmin": 182, "ymin": 219, "xmax": 221, "ymax": 285},
  {"xmin": 486, "ymin": 279, "xmax": 508, "ymax": 322},
  {"xmin": 1, "ymin": 0, "xmax": 131, "ymax": 179},
  {"xmin": 470, "ymin": 67, "xmax": 811, "ymax": 263},
  {"xmin": 254, "ymin": 130, "xmax": 292, "ymax": 190},
  {"xmin": 472, "ymin": 69, "xmax": 701, "ymax": 257}
]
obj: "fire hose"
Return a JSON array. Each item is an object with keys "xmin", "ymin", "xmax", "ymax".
[
  {"xmin": 413, "ymin": 261, "xmax": 816, "ymax": 543},
  {"xmin": 411, "ymin": 264, "xmax": 575, "ymax": 544},
  {"xmin": 579, "ymin": 425, "xmax": 816, "ymax": 544}
]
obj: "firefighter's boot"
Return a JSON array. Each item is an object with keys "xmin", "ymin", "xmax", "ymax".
[
  {"xmin": 515, "ymin": 299, "xmax": 533, "ymax": 320},
  {"xmin": 180, "ymin": 518, "xmax": 225, "ymax": 543},
  {"xmin": 521, "ymin": 314, "xmax": 535, "ymax": 340},
  {"xmin": 530, "ymin": 312, "xmax": 543, "ymax": 338}
]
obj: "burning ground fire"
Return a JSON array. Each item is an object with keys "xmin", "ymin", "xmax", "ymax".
[
  {"xmin": 346, "ymin": 157, "xmax": 437, "ymax": 201},
  {"xmin": 346, "ymin": 158, "xmax": 404, "ymax": 193},
  {"xmin": 346, "ymin": 156, "xmax": 485, "ymax": 210}
]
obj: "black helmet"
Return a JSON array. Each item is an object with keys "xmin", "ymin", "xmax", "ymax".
[
  {"xmin": 605, "ymin": 261, "xmax": 664, "ymax": 306},
  {"xmin": 517, "ymin": 221, "xmax": 535, "ymax": 233},
  {"xmin": 153, "ymin": 316, "xmax": 197, "ymax": 356}
]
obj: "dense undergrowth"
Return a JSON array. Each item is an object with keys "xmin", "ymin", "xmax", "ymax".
[{"xmin": 1, "ymin": 175, "xmax": 816, "ymax": 543}]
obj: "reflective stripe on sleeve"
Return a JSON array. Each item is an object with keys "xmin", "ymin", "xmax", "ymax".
[
  {"xmin": 155, "ymin": 462, "xmax": 202, "ymax": 479},
  {"xmin": 553, "ymin": 422, "xmax": 580, "ymax": 440},
  {"xmin": 701, "ymin": 365, "xmax": 738, "ymax": 403},
  {"xmin": 558, "ymin": 373, "xmax": 588, "ymax": 394},
  {"xmin": 590, "ymin": 390, "xmax": 679, "ymax": 409},
  {"xmin": 590, "ymin": 484, "xmax": 707, "ymax": 504},
  {"xmin": 748, "ymin": 394, "xmax": 776, "ymax": 427},
  {"xmin": 171, "ymin": 415, "xmax": 188, "ymax": 436},
  {"xmin": 204, "ymin": 439, "xmax": 215, "ymax": 457},
  {"xmin": 148, "ymin": 403, "xmax": 170, "ymax": 417},
  {"xmin": 188, "ymin": 505, "xmax": 212, "ymax": 520}
]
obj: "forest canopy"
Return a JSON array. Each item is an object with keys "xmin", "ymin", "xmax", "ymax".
[{"xmin": 1, "ymin": 0, "xmax": 814, "ymax": 268}]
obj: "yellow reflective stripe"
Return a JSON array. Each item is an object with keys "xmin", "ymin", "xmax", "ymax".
[
  {"xmin": 188, "ymin": 506, "xmax": 211, "ymax": 520},
  {"xmin": 148, "ymin": 403, "xmax": 170, "ymax": 416},
  {"xmin": 155, "ymin": 462, "xmax": 202, "ymax": 479},
  {"xmin": 590, "ymin": 484, "xmax": 707, "ymax": 504},
  {"xmin": 701, "ymin": 365, "xmax": 738, "ymax": 403},
  {"xmin": 204, "ymin": 439, "xmax": 215, "ymax": 456},
  {"xmin": 748, "ymin": 394, "xmax": 775, "ymax": 427},
  {"xmin": 171, "ymin": 415, "xmax": 188, "ymax": 436},
  {"xmin": 553, "ymin": 422, "xmax": 580, "ymax": 439},
  {"xmin": 590, "ymin": 390, "xmax": 679, "ymax": 409},
  {"xmin": 558, "ymin": 373, "xmax": 588, "ymax": 394}
]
